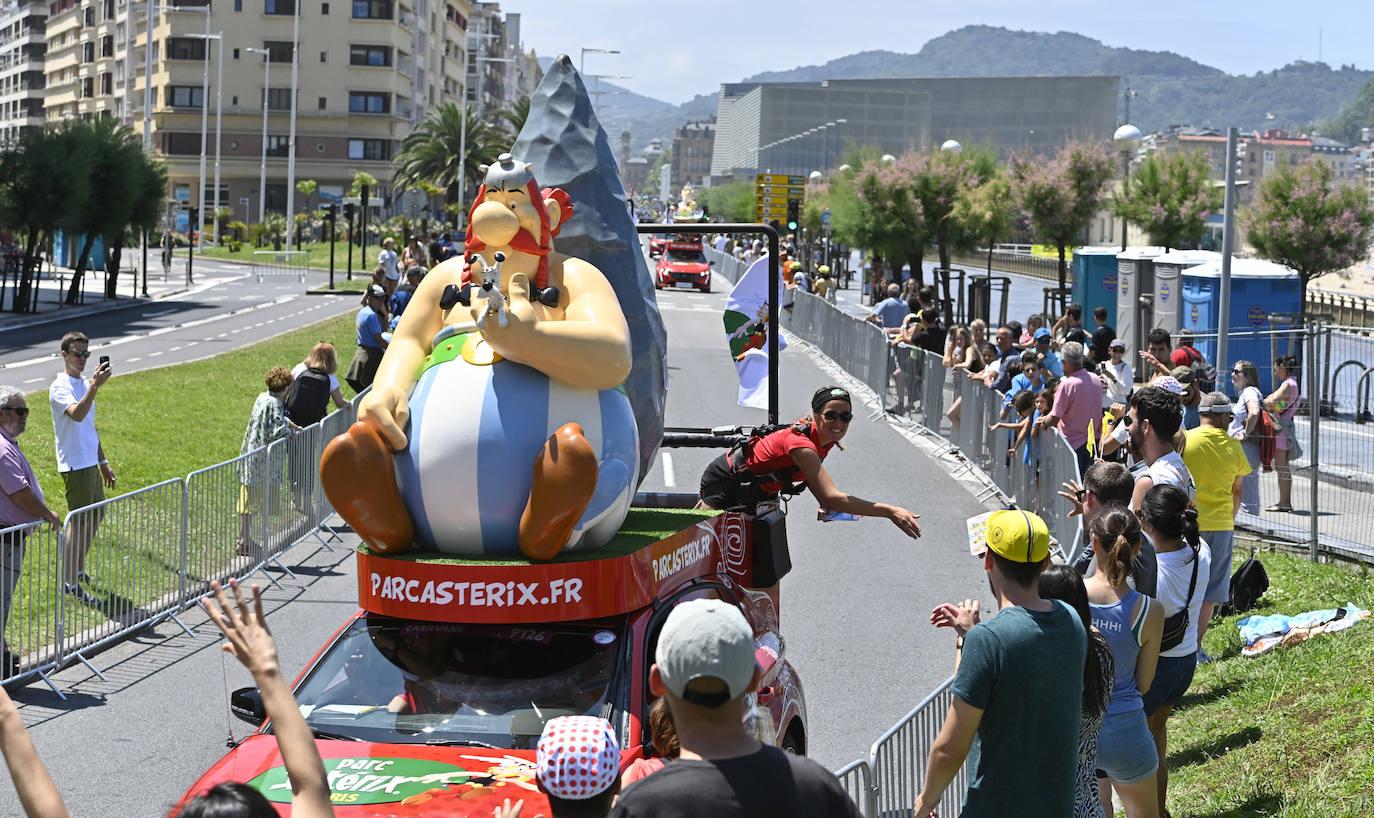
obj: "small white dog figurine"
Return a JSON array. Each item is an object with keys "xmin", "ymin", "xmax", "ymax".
[{"xmin": 468, "ymin": 252, "xmax": 508, "ymax": 329}]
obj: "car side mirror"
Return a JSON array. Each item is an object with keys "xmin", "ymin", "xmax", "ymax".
[
  {"xmin": 231, "ymin": 686, "xmax": 267, "ymax": 726},
  {"xmin": 709, "ymin": 261, "xmax": 716, "ymax": 266}
]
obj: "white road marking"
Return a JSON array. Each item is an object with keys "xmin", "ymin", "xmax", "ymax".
[
  {"xmin": 148, "ymin": 351, "xmax": 162, "ymax": 357},
  {"xmin": 126, "ymin": 357, "xmax": 141, "ymax": 362},
  {"xmin": 23, "ymin": 377, "xmax": 41, "ymax": 384},
  {"xmin": 661, "ymin": 451, "xmax": 676, "ymax": 488},
  {"xmin": 169, "ymin": 346, "xmax": 183, "ymax": 352}
]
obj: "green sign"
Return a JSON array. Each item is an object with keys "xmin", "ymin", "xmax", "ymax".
[{"xmin": 250, "ymin": 756, "xmax": 482, "ymax": 805}]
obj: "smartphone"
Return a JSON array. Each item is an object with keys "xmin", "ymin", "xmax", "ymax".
[{"xmin": 99, "ymin": 355, "xmax": 110, "ymax": 366}]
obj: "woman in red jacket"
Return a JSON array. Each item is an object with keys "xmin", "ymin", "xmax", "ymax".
[{"xmin": 698, "ymin": 386, "xmax": 922, "ymax": 539}]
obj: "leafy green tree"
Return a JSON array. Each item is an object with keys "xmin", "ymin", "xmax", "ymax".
[
  {"xmin": 349, "ymin": 171, "xmax": 379, "ymax": 199},
  {"xmin": 295, "ymin": 179, "xmax": 317, "ymax": 214},
  {"xmin": 1320, "ymin": 76, "xmax": 1374, "ymax": 146},
  {"xmin": 1012, "ymin": 139, "xmax": 1115, "ymax": 289},
  {"xmin": 105, "ymin": 148, "xmax": 167, "ymax": 297},
  {"xmin": 954, "ymin": 170, "xmax": 1017, "ymax": 277},
  {"xmin": 0, "ymin": 127, "xmax": 92, "ymax": 311},
  {"xmin": 1113, "ymin": 151, "xmax": 1221, "ymax": 251},
  {"xmin": 698, "ymin": 180, "xmax": 754, "ymax": 223},
  {"xmin": 392, "ymin": 103, "xmax": 510, "ymax": 205},
  {"xmin": 1243, "ymin": 159, "xmax": 1374, "ymax": 325}
]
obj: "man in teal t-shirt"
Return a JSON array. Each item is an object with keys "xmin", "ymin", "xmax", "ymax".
[{"xmin": 914, "ymin": 510, "xmax": 1086, "ymax": 818}]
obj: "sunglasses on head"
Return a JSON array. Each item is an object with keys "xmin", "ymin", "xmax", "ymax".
[
  {"xmin": 821, "ymin": 409, "xmax": 853, "ymax": 423},
  {"xmin": 1, "ymin": 406, "xmax": 28, "ymax": 416},
  {"xmin": 67, "ymin": 349, "xmax": 91, "ymax": 358}
]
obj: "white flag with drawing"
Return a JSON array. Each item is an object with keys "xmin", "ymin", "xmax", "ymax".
[{"xmin": 722, "ymin": 256, "xmax": 787, "ymax": 409}]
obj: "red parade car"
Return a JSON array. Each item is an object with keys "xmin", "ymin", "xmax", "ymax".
[
  {"xmin": 179, "ymin": 511, "xmax": 806, "ymax": 816},
  {"xmin": 654, "ymin": 240, "xmax": 714, "ymax": 293}
]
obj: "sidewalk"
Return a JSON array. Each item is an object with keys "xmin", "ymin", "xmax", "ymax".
[{"xmin": 0, "ymin": 262, "xmax": 194, "ymax": 333}]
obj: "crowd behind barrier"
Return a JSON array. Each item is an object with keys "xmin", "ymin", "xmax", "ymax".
[{"xmin": 0, "ymin": 397, "xmax": 359, "ymax": 697}]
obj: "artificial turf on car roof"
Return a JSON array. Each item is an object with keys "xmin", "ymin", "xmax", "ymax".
[{"xmin": 358, "ymin": 507, "xmax": 722, "ymax": 565}]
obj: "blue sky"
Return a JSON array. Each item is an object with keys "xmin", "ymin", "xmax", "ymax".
[{"xmin": 516, "ymin": 0, "xmax": 1372, "ymax": 104}]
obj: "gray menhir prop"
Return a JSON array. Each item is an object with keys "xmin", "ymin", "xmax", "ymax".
[{"xmin": 510, "ymin": 54, "xmax": 667, "ymax": 485}]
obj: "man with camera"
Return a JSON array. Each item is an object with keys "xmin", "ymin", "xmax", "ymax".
[{"xmin": 49, "ymin": 331, "xmax": 115, "ymax": 606}]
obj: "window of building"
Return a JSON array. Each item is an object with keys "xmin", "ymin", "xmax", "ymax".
[
  {"xmin": 264, "ymin": 87, "xmax": 292, "ymax": 110},
  {"xmin": 167, "ymin": 37, "xmax": 208, "ymax": 61},
  {"xmin": 264, "ymin": 0, "xmax": 295, "ymax": 14},
  {"xmin": 349, "ymin": 44, "xmax": 390, "ymax": 66},
  {"xmin": 319, "ymin": 51, "xmax": 326, "ymax": 62},
  {"xmin": 83, "ymin": 7, "xmax": 94, "ymax": 26},
  {"xmin": 234, "ymin": 0, "xmax": 242, "ymax": 9},
  {"xmin": 232, "ymin": 48, "xmax": 240, "ymax": 59},
  {"xmin": 317, "ymin": 96, "xmax": 326, "ymax": 109},
  {"xmin": 100, "ymin": 35, "xmax": 113, "ymax": 57},
  {"xmin": 102, "ymin": 0, "xmax": 113, "ymax": 18},
  {"xmin": 82, "ymin": 41, "xmax": 94, "ymax": 62},
  {"xmin": 347, "ymin": 138, "xmax": 389, "ymax": 160},
  {"xmin": 266, "ymin": 135, "xmax": 290, "ymax": 157},
  {"xmin": 167, "ymin": 85, "xmax": 204, "ymax": 107},
  {"xmin": 99, "ymin": 72, "xmax": 111, "ymax": 95},
  {"xmin": 263, "ymin": 40, "xmax": 293, "ymax": 62},
  {"xmin": 231, "ymin": 95, "xmax": 238, "ymax": 105},
  {"xmin": 351, "ymin": 0, "xmax": 391, "ymax": 19},
  {"xmin": 164, "ymin": 132, "xmax": 200, "ymax": 155},
  {"xmin": 348, "ymin": 91, "xmax": 389, "ymax": 113},
  {"xmin": 321, "ymin": 1, "xmax": 328, "ymax": 12},
  {"xmin": 81, "ymin": 77, "xmax": 93, "ymax": 97}
]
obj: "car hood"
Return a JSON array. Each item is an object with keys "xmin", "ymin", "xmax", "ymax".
[
  {"xmin": 661, "ymin": 261, "xmax": 709, "ymax": 273},
  {"xmin": 185, "ymin": 736, "xmax": 587, "ymax": 816}
]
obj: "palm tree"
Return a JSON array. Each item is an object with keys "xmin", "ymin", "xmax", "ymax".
[
  {"xmin": 392, "ymin": 103, "xmax": 510, "ymax": 205},
  {"xmin": 64, "ymin": 118, "xmax": 144, "ymax": 303},
  {"xmin": 0, "ymin": 126, "xmax": 93, "ymax": 311},
  {"xmin": 499, "ymin": 95, "xmax": 531, "ymax": 136}
]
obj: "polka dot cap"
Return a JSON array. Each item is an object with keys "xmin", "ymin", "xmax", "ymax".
[{"xmin": 536, "ymin": 716, "xmax": 620, "ymax": 800}]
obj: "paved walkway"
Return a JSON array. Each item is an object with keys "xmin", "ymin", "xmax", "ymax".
[{"xmin": 0, "ymin": 260, "xmax": 196, "ymax": 333}]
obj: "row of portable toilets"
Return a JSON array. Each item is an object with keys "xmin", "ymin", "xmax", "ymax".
[{"xmin": 1072, "ymin": 247, "xmax": 1303, "ymax": 393}]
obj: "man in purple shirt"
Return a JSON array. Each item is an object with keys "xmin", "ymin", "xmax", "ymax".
[
  {"xmin": 1036, "ymin": 342, "xmax": 1103, "ymax": 476},
  {"xmin": 0, "ymin": 385, "xmax": 62, "ymax": 677}
]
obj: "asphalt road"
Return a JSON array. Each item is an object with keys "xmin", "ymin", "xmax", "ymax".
[
  {"xmin": 1, "ymin": 271, "xmax": 993, "ymax": 816},
  {"xmin": 0, "ymin": 259, "xmax": 359, "ymax": 389}
]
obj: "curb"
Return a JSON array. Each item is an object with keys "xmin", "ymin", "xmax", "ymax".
[{"xmin": 0, "ymin": 286, "xmax": 192, "ymax": 334}]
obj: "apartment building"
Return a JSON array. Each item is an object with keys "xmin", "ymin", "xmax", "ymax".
[
  {"xmin": 669, "ymin": 117, "xmax": 713, "ymax": 191},
  {"xmin": 43, "ymin": 0, "xmax": 472, "ymax": 223},
  {"xmin": 465, "ymin": 1, "xmax": 537, "ymax": 119},
  {"xmin": 0, "ymin": 0, "xmax": 46, "ymax": 144},
  {"xmin": 1150, "ymin": 126, "xmax": 1359, "ymax": 205}
]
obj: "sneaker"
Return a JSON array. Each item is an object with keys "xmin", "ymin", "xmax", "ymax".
[
  {"xmin": 1198, "ymin": 649, "xmax": 1215, "ymax": 665},
  {"xmin": 63, "ymin": 583, "xmax": 99, "ymax": 607},
  {"xmin": 77, "ymin": 571, "xmax": 94, "ymax": 585}
]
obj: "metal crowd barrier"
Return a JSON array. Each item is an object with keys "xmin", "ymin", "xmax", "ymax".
[
  {"xmin": 869, "ymin": 676, "xmax": 968, "ymax": 817},
  {"xmin": 251, "ymin": 250, "xmax": 309, "ymax": 284},
  {"xmin": 833, "ymin": 759, "xmax": 875, "ymax": 816},
  {"xmin": 0, "ymin": 400, "xmax": 356, "ymax": 695},
  {"xmin": 791, "ymin": 292, "xmax": 890, "ymax": 399},
  {"xmin": 703, "ymin": 245, "xmax": 748, "ymax": 285}
]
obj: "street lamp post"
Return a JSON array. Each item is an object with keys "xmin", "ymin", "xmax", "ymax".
[
  {"xmin": 1114, "ymin": 124, "xmax": 1143, "ymax": 251},
  {"xmin": 456, "ymin": 52, "xmax": 514, "ymax": 229},
  {"xmin": 578, "ymin": 46, "xmax": 619, "ymax": 75},
  {"xmin": 188, "ymin": 31, "xmax": 223, "ymax": 251},
  {"xmin": 284, "ymin": 0, "xmax": 301, "ymax": 251},
  {"xmin": 245, "ymin": 47, "xmax": 272, "ymax": 224}
]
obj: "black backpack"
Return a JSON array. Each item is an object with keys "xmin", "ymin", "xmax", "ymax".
[
  {"xmin": 285, "ymin": 367, "xmax": 332, "ymax": 425},
  {"xmin": 1219, "ymin": 553, "xmax": 1269, "ymax": 617}
]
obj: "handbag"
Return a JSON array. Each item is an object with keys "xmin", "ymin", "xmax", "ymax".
[{"xmin": 1159, "ymin": 544, "xmax": 1199, "ymax": 652}]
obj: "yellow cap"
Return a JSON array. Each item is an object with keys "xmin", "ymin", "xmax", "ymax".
[{"xmin": 984, "ymin": 509, "xmax": 1051, "ymax": 563}]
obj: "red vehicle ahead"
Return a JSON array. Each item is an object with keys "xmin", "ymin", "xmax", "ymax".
[
  {"xmin": 655, "ymin": 239, "xmax": 714, "ymax": 293},
  {"xmin": 180, "ymin": 510, "xmax": 805, "ymax": 816}
]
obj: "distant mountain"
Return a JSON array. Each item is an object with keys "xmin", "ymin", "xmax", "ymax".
[
  {"xmin": 618, "ymin": 25, "xmax": 1374, "ymax": 153},
  {"xmin": 538, "ymin": 56, "xmax": 675, "ymax": 139}
]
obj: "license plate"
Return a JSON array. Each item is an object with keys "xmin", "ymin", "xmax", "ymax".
[{"xmin": 675, "ymin": 281, "xmax": 694, "ymax": 289}]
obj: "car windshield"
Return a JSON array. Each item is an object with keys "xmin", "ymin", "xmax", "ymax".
[
  {"xmin": 665, "ymin": 248, "xmax": 705, "ymax": 263},
  {"xmin": 290, "ymin": 617, "xmax": 625, "ymax": 749}
]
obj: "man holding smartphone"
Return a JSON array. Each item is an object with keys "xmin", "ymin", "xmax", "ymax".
[{"xmin": 49, "ymin": 331, "xmax": 114, "ymax": 606}]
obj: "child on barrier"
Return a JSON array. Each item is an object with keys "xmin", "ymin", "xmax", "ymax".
[
  {"xmin": 178, "ymin": 579, "xmax": 336, "ymax": 818},
  {"xmin": 989, "ymin": 389, "xmax": 1035, "ymax": 463}
]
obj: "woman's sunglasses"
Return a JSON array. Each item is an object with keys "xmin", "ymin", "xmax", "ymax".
[{"xmin": 821, "ymin": 410, "xmax": 853, "ymax": 423}]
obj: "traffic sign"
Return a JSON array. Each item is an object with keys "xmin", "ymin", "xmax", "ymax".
[{"xmin": 821, "ymin": 209, "xmax": 831, "ymax": 226}]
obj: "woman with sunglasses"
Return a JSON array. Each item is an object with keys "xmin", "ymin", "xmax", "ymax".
[
  {"xmin": 698, "ymin": 386, "xmax": 923, "ymax": 539},
  {"xmin": 1262, "ymin": 355, "xmax": 1302, "ymax": 512},
  {"xmin": 1227, "ymin": 361, "xmax": 1263, "ymax": 515}
]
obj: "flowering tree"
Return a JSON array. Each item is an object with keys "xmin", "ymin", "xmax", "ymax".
[
  {"xmin": 1114, "ymin": 151, "xmax": 1221, "ymax": 251},
  {"xmin": 1244, "ymin": 159, "xmax": 1374, "ymax": 325},
  {"xmin": 954, "ymin": 170, "xmax": 1017, "ymax": 278},
  {"xmin": 852, "ymin": 156, "xmax": 925, "ymax": 301},
  {"xmin": 1012, "ymin": 139, "xmax": 1115, "ymax": 289}
]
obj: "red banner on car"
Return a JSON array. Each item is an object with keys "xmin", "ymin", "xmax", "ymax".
[{"xmin": 357, "ymin": 513, "xmax": 751, "ymax": 623}]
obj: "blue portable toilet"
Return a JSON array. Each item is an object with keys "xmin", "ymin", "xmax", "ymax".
[
  {"xmin": 1152, "ymin": 249, "xmax": 1220, "ymax": 338},
  {"xmin": 1071, "ymin": 246, "xmax": 1119, "ymax": 324},
  {"xmin": 1181, "ymin": 257, "xmax": 1302, "ymax": 395}
]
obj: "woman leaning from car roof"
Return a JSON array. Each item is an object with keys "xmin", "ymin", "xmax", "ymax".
[{"xmin": 697, "ymin": 386, "xmax": 922, "ymax": 539}]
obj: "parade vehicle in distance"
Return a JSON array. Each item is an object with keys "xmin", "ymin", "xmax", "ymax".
[
  {"xmin": 180, "ymin": 506, "xmax": 804, "ymax": 816},
  {"xmin": 654, "ymin": 238, "xmax": 715, "ymax": 292}
]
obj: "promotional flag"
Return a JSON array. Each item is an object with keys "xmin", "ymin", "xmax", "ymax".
[{"xmin": 723, "ymin": 255, "xmax": 787, "ymax": 409}]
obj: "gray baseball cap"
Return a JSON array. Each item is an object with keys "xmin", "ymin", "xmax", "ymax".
[
  {"xmin": 1200, "ymin": 391, "xmax": 1234, "ymax": 413},
  {"xmin": 655, "ymin": 599, "xmax": 756, "ymax": 708}
]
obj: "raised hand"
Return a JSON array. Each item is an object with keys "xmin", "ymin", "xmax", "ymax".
[{"xmin": 202, "ymin": 579, "xmax": 279, "ymax": 681}]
